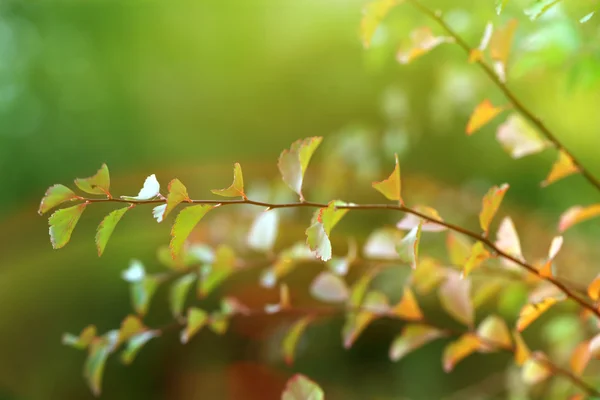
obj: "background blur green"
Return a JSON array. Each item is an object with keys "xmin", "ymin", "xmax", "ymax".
[{"xmin": 1, "ymin": 0, "xmax": 600, "ymax": 399}]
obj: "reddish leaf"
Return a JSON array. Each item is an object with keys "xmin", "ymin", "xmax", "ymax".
[
  {"xmin": 443, "ymin": 333, "xmax": 482, "ymax": 372},
  {"xmin": 39, "ymin": 184, "xmax": 78, "ymax": 215}
]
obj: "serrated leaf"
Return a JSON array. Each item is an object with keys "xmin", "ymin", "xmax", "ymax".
[
  {"xmin": 479, "ymin": 183, "xmax": 509, "ymax": 234},
  {"xmin": 477, "ymin": 315, "xmax": 512, "ymax": 349},
  {"xmin": 282, "ymin": 374, "xmax": 324, "ymax": 400},
  {"xmin": 372, "ymin": 153, "xmax": 402, "ymax": 203},
  {"xmin": 513, "ymin": 330, "xmax": 530, "ymax": 366},
  {"xmin": 389, "ymin": 287, "xmax": 422, "ymax": 320},
  {"xmin": 360, "ymin": 0, "xmax": 401, "ymax": 48},
  {"xmin": 489, "ymin": 19, "xmax": 518, "ymax": 82},
  {"xmin": 495, "ymin": 216, "xmax": 523, "ymax": 268},
  {"xmin": 443, "ymin": 333, "xmax": 482, "ymax": 372},
  {"xmin": 343, "ymin": 291, "xmax": 389, "ymax": 348},
  {"xmin": 524, "ymin": 0, "xmax": 561, "ymax": 20},
  {"xmin": 170, "ymin": 204, "xmax": 214, "ymax": 258},
  {"xmin": 446, "ymin": 232, "xmax": 472, "ymax": 266},
  {"xmin": 84, "ymin": 339, "xmax": 112, "ymax": 397},
  {"xmin": 469, "ymin": 23, "xmax": 493, "ymax": 63},
  {"xmin": 570, "ymin": 340, "xmax": 591, "ymax": 375},
  {"xmin": 278, "ymin": 136, "xmax": 323, "ymax": 201},
  {"xmin": 247, "ymin": 210, "xmax": 279, "ymax": 252},
  {"xmin": 389, "ymin": 324, "xmax": 445, "ymax": 361},
  {"xmin": 397, "ymin": 206, "xmax": 445, "ymax": 232},
  {"xmin": 181, "ymin": 307, "xmax": 208, "ymax": 344},
  {"xmin": 130, "ymin": 277, "xmax": 160, "ymax": 316},
  {"xmin": 121, "ymin": 331, "xmax": 159, "ymax": 365},
  {"xmin": 517, "ymin": 297, "xmax": 560, "ymax": 331},
  {"xmin": 120, "ymin": 174, "xmax": 160, "ymax": 201},
  {"xmin": 439, "ymin": 271, "xmax": 474, "ymax": 327},
  {"xmin": 169, "ymin": 273, "xmax": 196, "ymax": 318},
  {"xmin": 542, "ymin": 151, "xmax": 579, "ymax": 187},
  {"xmin": 522, "ymin": 354, "xmax": 551, "ymax": 385},
  {"xmin": 211, "ymin": 162, "xmax": 245, "ymax": 198},
  {"xmin": 310, "ymin": 272, "xmax": 349, "ymax": 303},
  {"xmin": 497, "ymin": 114, "xmax": 549, "ymax": 158},
  {"xmin": 282, "ymin": 316, "xmax": 312, "ymax": 366},
  {"xmin": 198, "ymin": 245, "xmax": 236, "ymax": 297},
  {"xmin": 96, "ymin": 207, "xmax": 129, "ymax": 256},
  {"xmin": 163, "ymin": 179, "xmax": 191, "ymax": 220},
  {"xmin": 75, "ymin": 164, "xmax": 111, "ymax": 196},
  {"xmin": 466, "ymin": 99, "xmax": 504, "ymax": 135},
  {"xmin": 364, "ymin": 228, "xmax": 403, "ymax": 259},
  {"xmin": 62, "ymin": 325, "xmax": 97, "ymax": 350},
  {"xmin": 463, "ymin": 242, "xmax": 491, "ymax": 277},
  {"xmin": 39, "ymin": 184, "xmax": 78, "ymax": 215},
  {"xmin": 396, "ymin": 222, "xmax": 422, "ymax": 269},
  {"xmin": 48, "ymin": 203, "xmax": 87, "ymax": 249},
  {"xmin": 587, "ymin": 274, "xmax": 600, "ymax": 301},
  {"xmin": 397, "ymin": 27, "xmax": 454, "ymax": 64},
  {"xmin": 558, "ymin": 204, "xmax": 600, "ymax": 232}
]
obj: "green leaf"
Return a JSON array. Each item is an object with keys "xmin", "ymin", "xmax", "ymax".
[
  {"xmin": 198, "ymin": 245, "xmax": 236, "ymax": 297},
  {"xmin": 462, "ymin": 242, "xmax": 491, "ymax": 277},
  {"xmin": 62, "ymin": 325, "xmax": 97, "ymax": 350},
  {"xmin": 75, "ymin": 164, "xmax": 111, "ymax": 196},
  {"xmin": 524, "ymin": 0, "xmax": 561, "ymax": 20},
  {"xmin": 84, "ymin": 333, "xmax": 118, "ymax": 397},
  {"xmin": 439, "ymin": 271, "xmax": 474, "ymax": 327},
  {"xmin": 181, "ymin": 307, "xmax": 208, "ymax": 344},
  {"xmin": 372, "ymin": 153, "xmax": 402, "ymax": 203},
  {"xmin": 130, "ymin": 277, "xmax": 160, "ymax": 316},
  {"xmin": 120, "ymin": 331, "xmax": 159, "ymax": 365},
  {"xmin": 118, "ymin": 314, "xmax": 146, "ymax": 344},
  {"xmin": 48, "ymin": 203, "xmax": 88, "ymax": 249},
  {"xmin": 310, "ymin": 272, "xmax": 349, "ymax": 303},
  {"xmin": 348, "ymin": 270, "xmax": 376, "ymax": 308},
  {"xmin": 96, "ymin": 207, "xmax": 130, "ymax": 256},
  {"xmin": 170, "ymin": 205, "xmax": 214, "ymax": 258},
  {"xmin": 163, "ymin": 179, "xmax": 191, "ymax": 220},
  {"xmin": 169, "ymin": 273, "xmax": 196, "ymax": 318},
  {"xmin": 39, "ymin": 184, "xmax": 78, "ymax": 215},
  {"xmin": 211, "ymin": 162, "xmax": 245, "ymax": 198},
  {"xmin": 120, "ymin": 174, "xmax": 160, "ymax": 201},
  {"xmin": 496, "ymin": 0, "xmax": 508, "ymax": 15},
  {"xmin": 208, "ymin": 313, "xmax": 230, "ymax": 335},
  {"xmin": 306, "ymin": 201, "xmax": 349, "ymax": 262},
  {"xmin": 282, "ymin": 316, "xmax": 313, "ymax": 365},
  {"xmin": 396, "ymin": 222, "xmax": 422, "ymax": 269},
  {"xmin": 580, "ymin": 11, "xmax": 594, "ymax": 23},
  {"xmin": 360, "ymin": 0, "xmax": 401, "ymax": 48},
  {"xmin": 389, "ymin": 324, "xmax": 445, "ymax": 361},
  {"xmin": 278, "ymin": 136, "xmax": 323, "ymax": 201},
  {"xmin": 282, "ymin": 374, "xmax": 324, "ymax": 400},
  {"xmin": 247, "ymin": 210, "xmax": 279, "ymax": 253}
]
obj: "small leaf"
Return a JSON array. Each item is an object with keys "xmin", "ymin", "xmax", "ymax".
[
  {"xmin": 348, "ymin": 270, "xmax": 376, "ymax": 308},
  {"xmin": 495, "ymin": 0, "xmax": 508, "ymax": 15},
  {"xmin": 84, "ymin": 338, "xmax": 112, "ymax": 397},
  {"xmin": 446, "ymin": 232, "xmax": 472, "ymax": 265},
  {"xmin": 96, "ymin": 207, "xmax": 129, "ymax": 256},
  {"xmin": 463, "ymin": 242, "xmax": 491, "ymax": 277},
  {"xmin": 542, "ymin": 151, "xmax": 579, "ymax": 187},
  {"xmin": 163, "ymin": 179, "xmax": 191, "ymax": 220},
  {"xmin": 169, "ymin": 273, "xmax": 196, "ymax": 318},
  {"xmin": 479, "ymin": 183, "xmax": 509, "ymax": 234},
  {"xmin": 198, "ymin": 245, "xmax": 236, "ymax": 298},
  {"xmin": 558, "ymin": 204, "xmax": 600, "ymax": 232},
  {"xmin": 468, "ymin": 23, "xmax": 493, "ymax": 63},
  {"xmin": 443, "ymin": 333, "xmax": 482, "ymax": 372},
  {"xmin": 306, "ymin": 201, "xmax": 349, "ymax": 262},
  {"xmin": 121, "ymin": 331, "xmax": 159, "ymax": 365},
  {"xmin": 310, "ymin": 272, "xmax": 349, "ymax": 303},
  {"xmin": 62, "ymin": 325, "xmax": 97, "ymax": 350},
  {"xmin": 181, "ymin": 307, "xmax": 208, "ymax": 344},
  {"xmin": 411, "ymin": 257, "xmax": 447, "ymax": 294},
  {"xmin": 170, "ymin": 205, "xmax": 214, "ymax": 258},
  {"xmin": 524, "ymin": 0, "xmax": 561, "ymax": 20},
  {"xmin": 570, "ymin": 340, "xmax": 591, "ymax": 375},
  {"xmin": 39, "ymin": 184, "xmax": 78, "ymax": 215},
  {"xmin": 397, "ymin": 206, "xmax": 445, "ymax": 232},
  {"xmin": 476, "ymin": 315, "xmax": 512, "ymax": 349},
  {"xmin": 496, "ymin": 114, "xmax": 550, "ymax": 158},
  {"xmin": 517, "ymin": 297, "xmax": 560, "ymax": 332},
  {"xmin": 364, "ymin": 228, "xmax": 403, "ymax": 259},
  {"xmin": 75, "ymin": 164, "xmax": 111, "ymax": 197},
  {"xmin": 580, "ymin": 11, "xmax": 595, "ymax": 23},
  {"xmin": 281, "ymin": 374, "xmax": 324, "ymax": 400},
  {"xmin": 121, "ymin": 174, "xmax": 160, "ymax": 201},
  {"xmin": 522, "ymin": 354, "xmax": 551, "ymax": 385},
  {"xmin": 389, "ymin": 324, "xmax": 445, "ymax": 361},
  {"xmin": 278, "ymin": 136, "xmax": 323, "ymax": 201},
  {"xmin": 48, "ymin": 203, "xmax": 87, "ymax": 249},
  {"xmin": 396, "ymin": 222, "xmax": 422, "ymax": 269},
  {"xmin": 118, "ymin": 315, "xmax": 146, "ymax": 344},
  {"xmin": 513, "ymin": 330, "xmax": 530, "ymax": 366},
  {"xmin": 494, "ymin": 216, "xmax": 523, "ymax": 268},
  {"xmin": 360, "ymin": 0, "xmax": 401, "ymax": 48},
  {"xmin": 211, "ymin": 162, "xmax": 245, "ymax": 198},
  {"xmin": 247, "ymin": 210, "xmax": 279, "ymax": 252},
  {"xmin": 439, "ymin": 271, "xmax": 474, "ymax": 327},
  {"xmin": 397, "ymin": 27, "xmax": 454, "ymax": 64},
  {"xmin": 282, "ymin": 316, "xmax": 313, "ymax": 366},
  {"xmin": 130, "ymin": 277, "xmax": 160, "ymax": 316},
  {"xmin": 589, "ymin": 333, "xmax": 600, "ymax": 358},
  {"xmin": 372, "ymin": 153, "xmax": 402, "ymax": 203},
  {"xmin": 343, "ymin": 291, "xmax": 389, "ymax": 348},
  {"xmin": 540, "ymin": 236, "xmax": 563, "ymax": 277},
  {"xmin": 466, "ymin": 99, "xmax": 504, "ymax": 135},
  {"xmin": 587, "ymin": 274, "xmax": 600, "ymax": 301},
  {"xmin": 389, "ymin": 287, "xmax": 423, "ymax": 320},
  {"xmin": 489, "ymin": 19, "xmax": 518, "ymax": 82},
  {"xmin": 152, "ymin": 204, "xmax": 167, "ymax": 223}
]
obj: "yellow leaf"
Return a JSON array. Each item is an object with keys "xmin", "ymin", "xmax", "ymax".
[
  {"xmin": 570, "ymin": 340, "xmax": 591, "ymax": 375},
  {"xmin": 442, "ymin": 333, "xmax": 482, "ymax": 372},
  {"xmin": 389, "ymin": 324, "xmax": 445, "ymax": 362},
  {"xmin": 522, "ymin": 354, "xmax": 551, "ymax": 385},
  {"xmin": 489, "ymin": 19, "xmax": 518, "ymax": 81},
  {"xmin": 446, "ymin": 232, "xmax": 472, "ymax": 266},
  {"xmin": 118, "ymin": 315, "xmax": 146, "ymax": 344},
  {"xmin": 587, "ymin": 274, "xmax": 600, "ymax": 301},
  {"xmin": 397, "ymin": 27, "xmax": 454, "ymax": 64},
  {"xmin": 479, "ymin": 183, "xmax": 509, "ymax": 233},
  {"xmin": 476, "ymin": 315, "xmax": 512, "ymax": 350},
  {"xmin": 163, "ymin": 179, "xmax": 191, "ymax": 220},
  {"xmin": 372, "ymin": 153, "xmax": 402, "ymax": 203},
  {"xmin": 542, "ymin": 151, "xmax": 579, "ymax": 187},
  {"xmin": 463, "ymin": 242, "xmax": 491, "ymax": 277},
  {"xmin": 411, "ymin": 257, "xmax": 447, "ymax": 295},
  {"xmin": 468, "ymin": 22, "xmax": 493, "ymax": 63},
  {"xmin": 466, "ymin": 99, "xmax": 504, "ymax": 135},
  {"xmin": 360, "ymin": 0, "xmax": 401, "ymax": 48},
  {"xmin": 558, "ymin": 204, "xmax": 600, "ymax": 232},
  {"xmin": 513, "ymin": 330, "xmax": 530, "ymax": 366},
  {"xmin": 211, "ymin": 162, "xmax": 245, "ymax": 198},
  {"xmin": 390, "ymin": 287, "xmax": 423, "ymax": 320},
  {"xmin": 517, "ymin": 297, "xmax": 560, "ymax": 332}
]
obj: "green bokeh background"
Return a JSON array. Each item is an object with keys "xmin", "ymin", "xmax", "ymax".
[{"xmin": 1, "ymin": 0, "xmax": 600, "ymax": 399}]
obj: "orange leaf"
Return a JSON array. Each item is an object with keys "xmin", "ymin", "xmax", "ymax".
[
  {"xmin": 542, "ymin": 151, "xmax": 579, "ymax": 187},
  {"xmin": 396, "ymin": 27, "xmax": 454, "ymax": 64},
  {"xmin": 558, "ymin": 204, "xmax": 600, "ymax": 232},
  {"xmin": 479, "ymin": 183, "xmax": 509, "ymax": 234},
  {"xmin": 570, "ymin": 340, "xmax": 591, "ymax": 375},
  {"xmin": 513, "ymin": 330, "xmax": 530, "ymax": 366},
  {"xmin": 372, "ymin": 153, "xmax": 402, "ymax": 203},
  {"xmin": 517, "ymin": 297, "xmax": 560, "ymax": 332},
  {"xmin": 539, "ymin": 236, "xmax": 563, "ymax": 278},
  {"xmin": 587, "ymin": 274, "xmax": 600, "ymax": 301},
  {"xmin": 442, "ymin": 333, "xmax": 482, "ymax": 372},
  {"xmin": 389, "ymin": 287, "xmax": 423, "ymax": 320},
  {"xmin": 466, "ymin": 99, "xmax": 504, "ymax": 135}
]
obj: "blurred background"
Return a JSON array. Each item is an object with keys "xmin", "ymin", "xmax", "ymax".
[{"xmin": 1, "ymin": 0, "xmax": 600, "ymax": 398}]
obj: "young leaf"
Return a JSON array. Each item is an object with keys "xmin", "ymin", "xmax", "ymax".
[
  {"xmin": 397, "ymin": 206, "xmax": 445, "ymax": 232},
  {"xmin": 62, "ymin": 325, "xmax": 97, "ymax": 350},
  {"xmin": 396, "ymin": 27, "xmax": 454, "ymax": 64},
  {"xmin": 558, "ymin": 204, "xmax": 600, "ymax": 232},
  {"xmin": 513, "ymin": 330, "xmax": 530, "ymax": 366},
  {"xmin": 169, "ymin": 273, "xmax": 196, "ymax": 318},
  {"xmin": 181, "ymin": 307, "xmax": 208, "ymax": 344},
  {"xmin": 75, "ymin": 164, "xmax": 111, "ymax": 197},
  {"xmin": 496, "ymin": 114, "xmax": 550, "ymax": 158},
  {"xmin": 466, "ymin": 99, "xmax": 504, "ymax": 135},
  {"xmin": 96, "ymin": 207, "xmax": 130, "ymax": 256},
  {"xmin": 130, "ymin": 277, "xmax": 160, "ymax": 316},
  {"xmin": 517, "ymin": 297, "xmax": 560, "ymax": 331},
  {"xmin": 446, "ymin": 232, "xmax": 472, "ymax": 265},
  {"xmin": 84, "ymin": 338, "xmax": 113, "ymax": 397},
  {"xmin": 306, "ymin": 201, "xmax": 349, "ymax": 262},
  {"xmin": 118, "ymin": 314, "xmax": 146, "ymax": 344},
  {"xmin": 389, "ymin": 324, "xmax": 445, "ymax": 362},
  {"xmin": 396, "ymin": 222, "xmax": 422, "ymax": 269},
  {"xmin": 372, "ymin": 153, "xmax": 402, "ymax": 203},
  {"xmin": 281, "ymin": 374, "xmax": 324, "ymax": 400},
  {"xmin": 389, "ymin": 287, "xmax": 423, "ymax": 320},
  {"xmin": 360, "ymin": 0, "xmax": 401, "ymax": 48},
  {"xmin": 310, "ymin": 272, "xmax": 349, "ymax": 303},
  {"xmin": 587, "ymin": 274, "xmax": 600, "ymax": 301},
  {"xmin": 120, "ymin": 174, "xmax": 160, "ymax": 201},
  {"xmin": 539, "ymin": 236, "xmax": 563, "ymax": 277},
  {"xmin": 211, "ymin": 162, "xmax": 245, "ymax": 198},
  {"xmin": 468, "ymin": 23, "xmax": 493, "ymax": 63},
  {"xmin": 495, "ymin": 216, "xmax": 523, "ymax": 268},
  {"xmin": 152, "ymin": 204, "xmax": 167, "ymax": 223},
  {"xmin": 247, "ymin": 210, "xmax": 279, "ymax": 253},
  {"xmin": 541, "ymin": 151, "xmax": 579, "ymax": 187},
  {"xmin": 463, "ymin": 242, "xmax": 491, "ymax": 277},
  {"xmin": 48, "ymin": 203, "xmax": 88, "ymax": 249},
  {"xmin": 278, "ymin": 136, "xmax": 323, "ymax": 201},
  {"xmin": 439, "ymin": 271, "xmax": 474, "ymax": 327},
  {"xmin": 170, "ymin": 205, "xmax": 214, "ymax": 258},
  {"xmin": 570, "ymin": 340, "xmax": 591, "ymax": 375},
  {"xmin": 443, "ymin": 333, "xmax": 482, "ymax": 372},
  {"xmin": 479, "ymin": 183, "xmax": 509, "ymax": 234},
  {"xmin": 476, "ymin": 315, "xmax": 512, "ymax": 349},
  {"xmin": 521, "ymin": 355, "xmax": 551, "ymax": 385},
  {"xmin": 282, "ymin": 316, "xmax": 313, "ymax": 366},
  {"xmin": 121, "ymin": 331, "xmax": 159, "ymax": 365},
  {"xmin": 39, "ymin": 184, "xmax": 78, "ymax": 215},
  {"xmin": 524, "ymin": 0, "xmax": 561, "ymax": 20},
  {"xmin": 198, "ymin": 245, "xmax": 236, "ymax": 297},
  {"xmin": 163, "ymin": 179, "xmax": 191, "ymax": 220},
  {"xmin": 364, "ymin": 228, "xmax": 403, "ymax": 259},
  {"xmin": 489, "ymin": 19, "xmax": 518, "ymax": 82}
]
